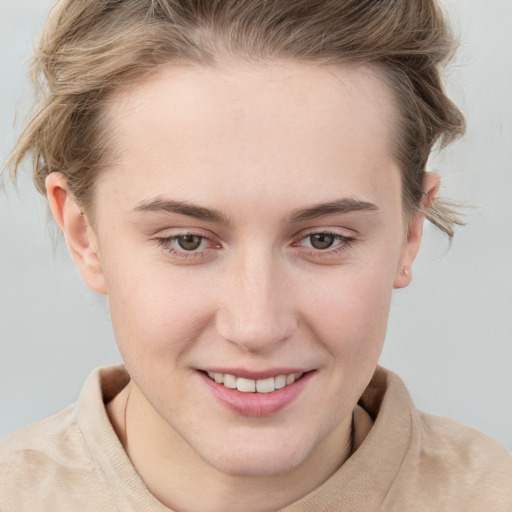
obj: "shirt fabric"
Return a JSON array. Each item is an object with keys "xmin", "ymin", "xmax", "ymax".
[{"xmin": 1, "ymin": 365, "xmax": 511, "ymax": 511}]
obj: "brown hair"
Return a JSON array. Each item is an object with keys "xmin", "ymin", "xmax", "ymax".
[{"xmin": 6, "ymin": 0, "xmax": 465, "ymax": 236}]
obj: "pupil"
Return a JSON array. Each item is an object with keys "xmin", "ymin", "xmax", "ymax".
[
  {"xmin": 178, "ymin": 235, "xmax": 202, "ymax": 251},
  {"xmin": 310, "ymin": 234, "xmax": 335, "ymax": 250}
]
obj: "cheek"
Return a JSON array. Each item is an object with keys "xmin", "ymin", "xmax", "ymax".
[
  {"xmin": 299, "ymin": 258, "xmax": 396, "ymax": 361},
  {"xmin": 103, "ymin": 255, "xmax": 216, "ymax": 367}
]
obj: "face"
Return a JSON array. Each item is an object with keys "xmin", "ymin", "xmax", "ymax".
[{"xmin": 59, "ymin": 61, "xmax": 422, "ymax": 476}]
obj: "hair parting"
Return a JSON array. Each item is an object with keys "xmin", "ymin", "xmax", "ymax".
[{"xmin": 4, "ymin": 0, "xmax": 466, "ymax": 237}]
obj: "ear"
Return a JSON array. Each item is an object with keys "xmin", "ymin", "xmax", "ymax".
[
  {"xmin": 46, "ymin": 172, "xmax": 107, "ymax": 295},
  {"xmin": 393, "ymin": 172, "xmax": 440, "ymax": 289}
]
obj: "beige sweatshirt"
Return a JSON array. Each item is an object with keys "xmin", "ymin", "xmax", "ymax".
[{"xmin": 1, "ymin": 365, "xmax": 510, "ymax": 511}]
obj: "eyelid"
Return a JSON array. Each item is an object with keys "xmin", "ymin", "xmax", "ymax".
[
  {"xmin": 152, "ymin": 227, "xmax": 356, "ymax": 262},
  {"xmin": 153, "ymin": 230, "xmax": 222, "ymax": 260},
  {"xmin": 292, "ymin": 227, "xmax": 355, "ymax": 244},
  {"xmin": 291, "ymin": 229, "xmax": 356, "ymax": 256}
]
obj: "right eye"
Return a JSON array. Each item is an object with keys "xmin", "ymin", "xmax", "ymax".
[
  {"xmin": 173, "ymin": 234, "xmax": 205, "ymax": 251},
  {"xmin": 154, "ymin": 232, "xmax": 221, "ymax": 261}
]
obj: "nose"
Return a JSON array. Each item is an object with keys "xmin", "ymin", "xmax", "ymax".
[{"xmin": 215, "ymin": 248, "xmax": 297, "ymax": 353}]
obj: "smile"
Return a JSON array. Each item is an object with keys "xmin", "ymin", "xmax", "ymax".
[
  {"xmin": 200, "ymin": 369, "xmax": 314, "ymax": 416},
  {"xmin": 206, "ymin": 372, "xmax": 304, "ymax": 393}
]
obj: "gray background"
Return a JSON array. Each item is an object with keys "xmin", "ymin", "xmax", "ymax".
[{"xmin": 1, "ymin": 0, "xmax": 511, "ymax": 450}]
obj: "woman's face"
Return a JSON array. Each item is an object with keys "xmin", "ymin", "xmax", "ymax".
[{"xmin": 67, "ymin": 61, "xmax": 422, "ymax": 476}]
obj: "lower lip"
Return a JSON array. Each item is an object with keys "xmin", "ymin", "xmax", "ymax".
[{"xmin": 199, "ymin": 371, "xmax": 314, "ymax": 417}]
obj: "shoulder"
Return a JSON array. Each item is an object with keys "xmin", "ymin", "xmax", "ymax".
[
  {"xmin": 366, "ymin": 368, "xmax": 512, "ymax": 511},
  {"xmin": 388, "ymin": 409, "xmax": 512, "ymax": 511},
  {"xmin": 418, "ymin": 411, "xmax": 512, "ymax": 482},
  {"xmin": 1, "ymin": 403, "xmax": 81, "ymax": 458},
  {"xmin": 0, "ymin": 404, "xmax": 114, "ymax": 511},
  {"xmin": 419, "ymin": 411, "xmax": 510, "ymax": 456}
]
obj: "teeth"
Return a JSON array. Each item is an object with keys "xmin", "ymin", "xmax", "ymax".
[
  {"xmin": 256, "ymin": 377, "xmax": 275, "ymax": 393},
  {"xmin": 274, "ymin": 375, "xmax": 286, "ymax": 390},
  {"xmin": 237, "ymin": 378, "xmax": 256, "ymax": 393},
  {"xmin": 223, "ymin": 374, "xmax": 237, "ymax": 389},
  {"xmin": 206, "ymin": 372, "xmax": 304, "ymax": 393}
]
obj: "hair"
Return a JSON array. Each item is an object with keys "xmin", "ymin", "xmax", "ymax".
[{"xmin": 6, "ymin": 0, "xmax": 465, "ymax": 237}]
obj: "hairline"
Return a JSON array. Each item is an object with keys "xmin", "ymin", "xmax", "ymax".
[{"xmin": 85, "ymin": 57, "xmax": 408, "ymax": 229}]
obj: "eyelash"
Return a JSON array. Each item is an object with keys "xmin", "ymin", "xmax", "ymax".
[
  {"xmin": 154, "ymin": 233, "xmax": 219, "ymax": 261},
  {"xmin": 291, "ymin": 230, "xmax": 356, "ymax": 258},
  {"xmin": 154, "ymin": 230, "xmax": 356, "ymax": 261}
]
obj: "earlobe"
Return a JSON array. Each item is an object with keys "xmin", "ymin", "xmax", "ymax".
[
  {"xmin": 393, "ymin": 214, "xmax": 423, "ymax": 289},
  {"xmin": 46, "ymin": 172, "xmax": 107, "ymax": 295},
  {"xmin": 393, "ymin": 172, "xmax": 441, "ymax": 289}
]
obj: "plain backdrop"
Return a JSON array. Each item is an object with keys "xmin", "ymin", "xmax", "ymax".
[{"xmin": 1, "ymin": 0, "xmax": 511, "ymax": 450}]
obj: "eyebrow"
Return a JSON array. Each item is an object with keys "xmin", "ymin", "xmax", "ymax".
[
  {"xmin": 289, "ymin": 198, "xmax": 379, "ymax": 222},
  {"xmin": 134, "ymin": 198, "xmax": 230, "ymax": 224},
  {"xmin": 133, "ymin": 196, "xmax": 379, "ymax": 224}
]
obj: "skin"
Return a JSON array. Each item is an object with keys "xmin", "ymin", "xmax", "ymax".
[{"xmin": 47, "ymin": 60, "xmax": 439, "ymax": 512}]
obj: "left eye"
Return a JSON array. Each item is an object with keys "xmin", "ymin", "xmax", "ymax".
[
  {"xmin": 299, "ymin": 232, "xmax": 354, "ymax": 251},
  {"xmin": 308, "ymin": 233, "xmax": 337, "ymax": 250}
]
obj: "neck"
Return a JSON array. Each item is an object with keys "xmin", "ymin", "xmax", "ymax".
[{"xmin": 109, "ymin": 382, "xmax": 361, "ymax": 512}]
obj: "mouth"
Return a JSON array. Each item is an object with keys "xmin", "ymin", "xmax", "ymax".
[
  {"xmin": 198, "ymin": 369, "xmax": 313, "ymax": 416},
  {"xmin": 204, "ymin": 371, "xmax": 305, "ymax": 394}
]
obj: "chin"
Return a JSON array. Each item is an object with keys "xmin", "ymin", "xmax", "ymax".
[{"xmin": 200, "ymin": 436, "xmax": 312, "ymax": 477}]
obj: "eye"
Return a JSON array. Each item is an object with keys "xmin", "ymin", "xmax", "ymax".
[
  {"xmin": 175, "ymin": 234, "xmax": 204, "ymax": 251},
  {"xmin": 153, "ymin": 231, "xmax": 220, "ymax": 261},
  {"xmin": 292, "ymin": 230, "xmax": 356, "ymax": 257},
  {"xmin": 308, "ymin": 233, "xmax": 338, "ymax": 250}
]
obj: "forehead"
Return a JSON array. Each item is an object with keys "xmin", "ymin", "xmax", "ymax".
[{"xmin": 98, "ymin": 60, "xmax": 400, "ymax": 211}]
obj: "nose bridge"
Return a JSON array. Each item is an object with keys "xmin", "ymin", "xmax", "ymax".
[{"xmin": 216, "ymin": 244, "xmax": 296, "ymax": 352}]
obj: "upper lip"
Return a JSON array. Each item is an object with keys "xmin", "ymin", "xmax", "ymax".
[{"xmin": 200, "ymin": 368, "xmax": 312, "ymax": 380}]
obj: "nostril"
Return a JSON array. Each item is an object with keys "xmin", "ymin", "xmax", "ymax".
[{"xmin": 215, "ymin": 309, "xmax": 297, "ymax": 353}]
